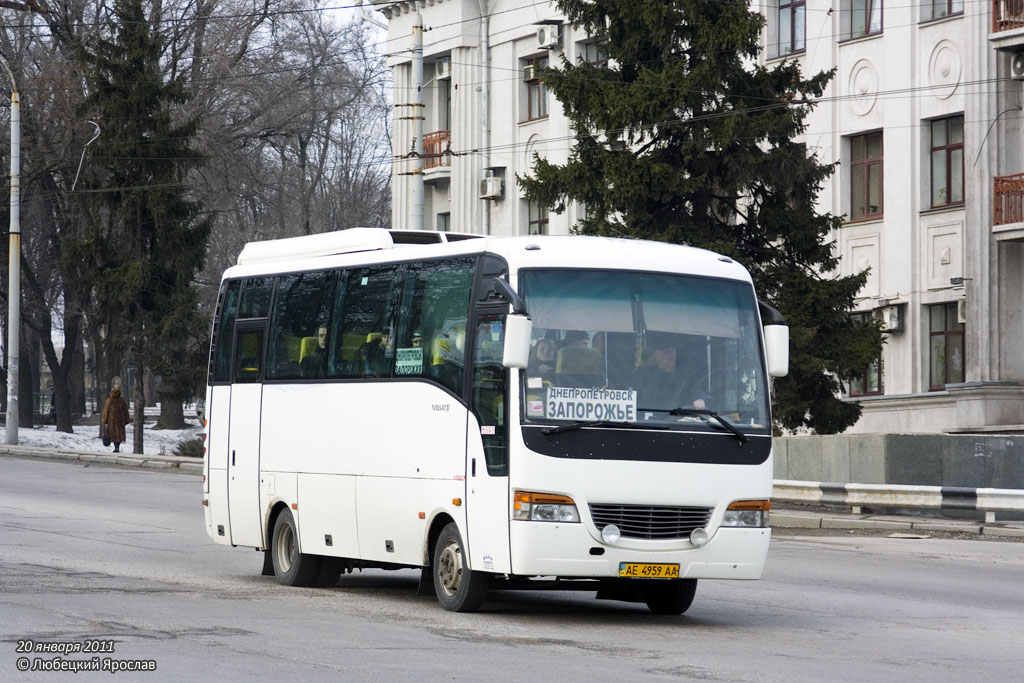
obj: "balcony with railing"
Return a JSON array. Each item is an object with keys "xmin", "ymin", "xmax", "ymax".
[
  {"xmin": 991, "ymin": 0, "xmax": 1024, "ymax": 50},
  {"xmin": 993, "ymin": 173, "xmax": 1024, "ymax": 241},
  {"xmin": 423, "ymin": 130, "xmax": 451, "ymax": 175}
]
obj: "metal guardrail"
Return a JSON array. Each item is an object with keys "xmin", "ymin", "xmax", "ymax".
[{"xmin": 774, "ymin": 480, "xmax": 1024, "ymax": 523}]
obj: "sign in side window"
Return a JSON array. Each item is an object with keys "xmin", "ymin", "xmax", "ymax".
[
  {"xmin": 212, "ymin": 280, "xmax": 241, "ymax": 383},
  {"xmin": 266, "ymin": 270, "xmax": 335, "ymax": 380}
]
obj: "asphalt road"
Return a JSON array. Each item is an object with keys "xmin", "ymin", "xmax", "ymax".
[{"xmin": 2, "ymin": 456, "xmax": 1022, "ymax": 682}]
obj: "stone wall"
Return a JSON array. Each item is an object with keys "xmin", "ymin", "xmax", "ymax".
[{"xmin": 774, "ymin": 434, "xmax": 1024, "ymax": 489}]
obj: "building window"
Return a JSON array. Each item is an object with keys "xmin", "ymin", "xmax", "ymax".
[
  {"xmin": 779, "ymin": 0, "xmax": 806, "ymax": 55},
  {"xmin": 930, "ymin": 115, "xmax": 964, "ymax": 207},
  {"xmin": 437, "ymin": 212, "xmax": 450, "ymax": 231},
  {"xmin": 850, "ymin": 131, "xmax": 883, "ymax": 220},
  {"xmin": 524, "ymin": 57, "xmax": 548, "ymax": 121},
  {"xmin": 929, "ymin": 302, "xmax": 964, "ymax": 390},
  {"xmin": 849, "ymin": 312, "xmax": 882, "ymax": 396},
  {"xmin": 851, "ymin": 0, "xmax": 883, "ymax": 37},
  {"xmin": 528, "ymin": 201, "xmax": 548, "ymax": 235},
  {"xmin": 579, "ymin": 41, "xmax": 608, "ymax": 67},
  {"xmin": 924, "ymin": 0, "xmax": 963, "ymax": 20}
]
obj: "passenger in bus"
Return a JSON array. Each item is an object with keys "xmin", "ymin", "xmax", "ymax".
[
  {"xmin": 527, "ymin": 337, "xmax": 557, "ymax": 382},
  {"xmin": 362, "ymin": 326, "xmax": 394, "ymax": 377},
  {"xmin": 638, "ymin": 335, "xmax": 706, "ymax": 410},
  {"xmin": 411, "ymin": 329, "xmax": 423, "ymax": 348},
  {"xmin": 300, "ymin": 325, "xmax": 328, "ymax": 378},
  {"xmin": 563, "ymin": 330, "xmax": 590, "ymax": 348}
]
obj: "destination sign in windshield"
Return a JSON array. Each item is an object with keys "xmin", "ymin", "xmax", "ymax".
[{"xmin": 546, "ymin": 387, "xmax": 637, "ymax": 422}]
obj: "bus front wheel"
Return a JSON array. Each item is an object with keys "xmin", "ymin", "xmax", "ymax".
[
  {"xmin": 271, "ymin": 508, "xmax": 320, "ymax": 587},
  {"xmin": 642, "ymin": 578, "xmax": 698, "ymax": 615},
  {"xmin": 433, "ymin": 523, "xmax": 488, "ymax": 612}
]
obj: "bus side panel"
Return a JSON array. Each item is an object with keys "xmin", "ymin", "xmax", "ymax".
[
  {"xmin": 205, "ymin": 384, "xmax": 233, "ymax": 546},
  {"xmin": 259, "ymin": 382, "xmax": 468, "ymax": 566},
  {"xmin": 296, "ymin": 473, "xmax": 358, "ymax": 558}
]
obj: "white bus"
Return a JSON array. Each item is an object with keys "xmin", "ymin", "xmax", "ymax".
[{"xmin": 202, "ymin": 228, "xmax": 789, "ymax": 614}]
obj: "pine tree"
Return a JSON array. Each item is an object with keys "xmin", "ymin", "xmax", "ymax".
[
  {"xmin": 520, "ymin": 0, "xmax": 883, "ymax": 433},
  {"xmin": 78, "ymin": 0, "xmax": 212, "ymax": 449}
]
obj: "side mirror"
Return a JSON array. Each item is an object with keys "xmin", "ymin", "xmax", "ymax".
[
  {"xmin": 503, "ymin": 314, "xmax": 533, "ymax": 369},
  {"xmin": 764, "ymin": 324, "xmax": 789, "ymax": 378}
]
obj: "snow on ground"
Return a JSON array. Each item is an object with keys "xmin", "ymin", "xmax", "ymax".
[{"xmin": 3, "ymin": 419, "xmax": 205, "ymax": 456}]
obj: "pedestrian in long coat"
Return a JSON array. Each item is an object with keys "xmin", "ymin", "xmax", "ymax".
[{"xmin": 101, "ymin": 387, "xmax": 129, "ymax": 453}]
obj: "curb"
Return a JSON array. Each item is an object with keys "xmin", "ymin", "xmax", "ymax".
[
  {"xmin": 0, "ymin": 444, "xmax": 202, "ymax": 474},
  {"xmin": 772, "ymin": 509, "xmax": 1024, "ymax": 537}
]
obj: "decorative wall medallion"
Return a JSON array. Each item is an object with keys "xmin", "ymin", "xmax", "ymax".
[
  {"xmin": 848, "ymin": 60, "xmax": 878, "ymax": 116},
  {"xmin": 928, "ymin": 40, "xmax": 961, "ymax": 100}
]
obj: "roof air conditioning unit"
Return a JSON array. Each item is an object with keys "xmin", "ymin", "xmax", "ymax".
[
  {"xmin": 435, "ymin": 57, "xmax": 451, "ymax": 80},
  {"xmin": 480, "ymin": 175, "xmax": 504, "ymax": 200},
  {"xmin": 537, "ymin": 25, "xmax": 561, "ymax": 50},
  {"xmin": 878, "ymin": 304, "xmax": 904, "ymax": 333},
  {"xmin": 957, "ymin": 298, "xmax": 967, "ymax": 324},
  {"xmin": 1011, "ymin": 52, "xmax": 1024, "ymax": 81}
]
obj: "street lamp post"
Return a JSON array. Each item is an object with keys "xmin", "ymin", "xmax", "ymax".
[{"xmin": 2, "ymin": 59, "xmax": 20, "ymax": 445}]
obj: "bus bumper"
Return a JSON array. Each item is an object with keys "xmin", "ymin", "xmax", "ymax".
[{"xmin": 508, "ymin": 523, "xmax": 771, "ymax": 580}]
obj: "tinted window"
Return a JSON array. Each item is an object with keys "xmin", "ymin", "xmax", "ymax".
[
  {"xmin": 234, "ymin": 327, "xmax": 264, "ymax": 383},
  {"xmin": 238, "ymin": 277, "xmax": 274, "ymax": 319},
  {"xmin": 267, "ymin": 271, "xmax": 335, "ymax": 380},
  {"xmin": 211, "ymin": 280, "xmax": 241, "ymax": 383},
  {"xmin": 334, "ymin": 268, "xmax": 401, "ymax": 378},
  {"xmin": 394, "ymin": 258, "xmax": 475, "ymax": 393}
]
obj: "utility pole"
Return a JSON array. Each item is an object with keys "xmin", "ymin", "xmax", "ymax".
[
  {"xmin": 1, "ymin": 58, "xmax": 19, "ymax": 445},
  {"xmin": 409, "ymin": 15, "xmax": 424, "ymax": 230}
]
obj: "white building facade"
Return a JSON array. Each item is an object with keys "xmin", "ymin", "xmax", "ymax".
[{"xmin": 376, "ymin": 0, "xmax": 1024, "ymax": 434}]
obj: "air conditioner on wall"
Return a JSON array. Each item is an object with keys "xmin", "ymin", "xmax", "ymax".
[
  {"xmin": 480, "ymin": 175, "xmax": 504, "ymax": 200},
  {"xmin": 435, "ymin": 57, "xmax": 451, "ymax": 80},
  {"xmin": 957, "ymin": 298, "xmax": 967, "ymax": 324},
  {"xmin": 537, "ymin": 25, "xmax": 561, "ymax": 49},
  {"xmin": 1011, "ymin": 52, "xmax": 1024, "ymax": 81},
  {"xmin": 878, "ymin": 304, "xmax": 904, "ymax": 333}
]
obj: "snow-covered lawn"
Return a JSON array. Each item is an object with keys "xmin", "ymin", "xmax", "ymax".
[{"xmin": 3, "ymin": 419, "xmax": 205, "ymax": 456}]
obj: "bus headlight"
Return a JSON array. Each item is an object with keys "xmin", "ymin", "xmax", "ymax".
[
  {"xmin": 513, "ymin": 491, "xmax": 580, "ymax": 523},
  {"xmin": 721, "ymin": 500, "xmax": 771, "ymax": 528}
]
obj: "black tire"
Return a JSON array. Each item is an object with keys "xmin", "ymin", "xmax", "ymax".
[
  {"xmin": 642, "ymin": 579, "xmax": 698, "ymax": 615},
  {"xmin": 271, "ymin": 508, "xmax": 320, "ymax": 587},
  {"xmin": 432, "ymin": 523, "xmax": 488, "ymax": 612}
]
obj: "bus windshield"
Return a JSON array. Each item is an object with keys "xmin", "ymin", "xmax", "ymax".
[{"xmin": 519, "ymin": 269, "xmax": 770, "ymax": 433}]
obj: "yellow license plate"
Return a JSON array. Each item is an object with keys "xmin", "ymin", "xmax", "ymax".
[{"xmin": 618, "ymin": 562, "xmax": 680, "ymax": 579}]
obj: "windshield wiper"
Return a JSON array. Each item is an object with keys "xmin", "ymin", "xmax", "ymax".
[
  {"xmin": 541, "ymin": 420, "xmax": 659, "ymax": 436},
  {"xmin": 668, "ymin": 408, "xmax": 749, "ymax": 445}
]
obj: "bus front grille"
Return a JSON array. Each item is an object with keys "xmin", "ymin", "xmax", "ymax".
[{"xmin": 588, "ymin": 504, "xmax": 713, "ymax": 540}]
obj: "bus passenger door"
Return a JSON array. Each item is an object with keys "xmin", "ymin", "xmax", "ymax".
[
  {"xmin": 227, "ymin": 323, "xmax": 266, "ymax": 548},
  {"xmin": 465, "ymin": 310, "xmax": 511, "ymax": 574}
]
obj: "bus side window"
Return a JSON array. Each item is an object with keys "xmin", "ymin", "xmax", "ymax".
[
  {"xmin": 211, "ymin": 280, "xmax": 241, "ymax": 383},
  {"xmin": 337, "ymin": 267, "xmax": 401, "ymax": 379},
  {"xmin": 472, "ymin": 314, "xmax": 507, "ymax": 475},
  {"xmin": 267, "ymin": 270, "xmax": 334, "ymax": 380},
  {"xmin": 395, "ymin": 258, "xmax": 474, "ymax": 392},
  {"xmin": 234, "ymin": 328, "xmax": 264, "ymax": 383}
]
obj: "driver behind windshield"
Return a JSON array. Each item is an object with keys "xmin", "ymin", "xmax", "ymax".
[{"xmin": 637, "ymin": 333, "xmax": 706, "ymax": 410}]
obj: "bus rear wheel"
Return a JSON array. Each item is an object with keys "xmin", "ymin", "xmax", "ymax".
[
  {"xmin": 642, "ymin": 578, "xmax": 698, "ymax": 615},
  {"xmin": 271, "ymin": 508, "xmax": 320, "ymax": 587},
  {"xmin": 433, "ymin": 523, "xmax": 488, "ymax": 612}
]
